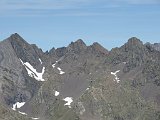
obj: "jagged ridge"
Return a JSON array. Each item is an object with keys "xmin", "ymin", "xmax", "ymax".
[{"xmin": 0, "ymin": 33, "xmax": 160, "ymax": 120}]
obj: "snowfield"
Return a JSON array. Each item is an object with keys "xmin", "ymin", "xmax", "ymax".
[
  {"xmin": 111, "ymin": 70, "xmax": 120, "ymax": 83},
  {"xmin": 63, "ymin": 97, "xmax": 73, "ymax": 108},
  {"xmin": 12, "ymin": 102, "xmax": 26, "ymax": 111},
  {"xmin": 20, "ymin": 59, "xmax": 46, "ymax": 81},
  {"xmin": 55, "ymin": 91, "xmax": 60, "ymax": 96}
]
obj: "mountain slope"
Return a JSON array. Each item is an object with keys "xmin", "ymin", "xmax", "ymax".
[
  {"xmin": 71, "ymin": 37, "xmax": 160, "ymax": 120},
  {"xmin": 0, "ymin": 34, "xmax": 160, "ymax": 120}
]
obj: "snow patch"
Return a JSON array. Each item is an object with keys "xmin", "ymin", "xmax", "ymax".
[
  {"xmin": 52, "ymin": 61, "xmax": 65, "ymax": 74},
  {"xmin": 18, "ymin": 111, "xmax": 27, "ymax": 115},
  {"xmin": 20, "ymin": 59, "xmax": 46, "ymax": 81},
  {"xmin": 111, "ymin": 70, "xmax": 120, "ymax": 83},
  {"xmin": 52, "ymin": 64, "xmax": 56, "ymax": 68},
  {"xmin": 24, "ymin": 62, "xmax": 45, "ymax": 81},
  {"xmin": 57, "ymin": 67, "xmax": 65, "ymax": 74},
  {"xmin": 12, "ymin": 102, "xmax": 25, "ymax": 111},
  {"xmin": 39, "ymin": 58, "xmax": 42, "ymax": 64},
  {"xmin": 86, "ymin": 88, "xmax": 89, "ymax": 90},
  {"xmin": 12, "ymin": 101, "xmax": 27, "ymax": 116},
  {"xmin": 63, "ymin": 97, "xmax": 73, "ymax": 108},
  {"xmin": 19, "ymin": 59, "xmax": 23, "ymax": 64},
  {"xmin": 52, "ymin": 61, "xmax": 58, "ymax": 68},
  {"xmin": 111, "ymin": 70, "xmax": 120, "ymax": 75},
  {"xmin": 60, "ymin": 71, "xmax": 65, "ymax": 74},
  {"xmin": 31, "ymin": 117, "xmax": 39, "ymax": 120},
  {"xmin": 55, "ymin": 91, "xmax": 60, "ymax": 96}
]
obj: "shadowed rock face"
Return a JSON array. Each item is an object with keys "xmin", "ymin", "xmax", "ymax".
[{"xmin": 0, "ymin": 34, "xmax": 160, "ymax": 120}]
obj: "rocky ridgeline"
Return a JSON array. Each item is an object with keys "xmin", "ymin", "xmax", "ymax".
[{"xmin": 0, "ymin": 33, "xmax": 160, "ymax": 120}]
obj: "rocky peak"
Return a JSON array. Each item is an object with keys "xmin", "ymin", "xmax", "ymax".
[
  {"xmin": 74, "ymin": 39, "xmax": 86, "ymax": 46},
  {"xmin": 7, "ymin": 33, "xmax": 43, "ymax": 69},
  {"xmin": 8, "ymin": 33, "xmax": 30, "ymax": 49},
  {"xmin": 9, "ymin": 33, "xmax": 27, "ymax": 44},
  {"xmin": 106, "ymin": 37, "xmax": 147, "ymax": 68},
  {"xmin": 122, "ymin": 37, "xmax": 144, "ymax": 52},
  {"xmin": 127, "ymin": 37, "xmax": 143, "ymax": 46},
  {"xmin": 67, "ymin": 39, "xmax": 87, "ymax": 53},
  {"xmin": 10, "ymin": 33, "xmax": 22, "ymax": 38},
  {"xmin": 49, "ymin": 47, "xmax": 67, "ymax": 58},
  {"xmin": 1, "ymin": 33, "xmax": 160, "ymax": 120},
  {"xmin": 48, "ymin": 47, "xmax": 55, "ymax": 54},
  {"xmin": 89, "ymin": 42, "xmax": 108, "ymax": 55}
]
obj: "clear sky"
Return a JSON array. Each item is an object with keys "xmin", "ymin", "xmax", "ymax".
[{"xmin": 0, "ymin": 0, "xmax": 160, "ymax": 51}]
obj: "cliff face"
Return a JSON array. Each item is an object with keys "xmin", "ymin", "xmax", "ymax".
[{"xmin": 0, "ymin": 34, "xmax": 160, "ymax": 120}]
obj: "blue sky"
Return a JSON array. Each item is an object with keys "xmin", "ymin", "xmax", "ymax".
[{"xmin": 0, "ymin": 0, "xmax": 160, "ymax": 51}]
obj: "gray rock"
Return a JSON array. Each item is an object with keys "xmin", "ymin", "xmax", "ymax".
[{"xmin": 0, "ymin": 34, "xmax": 160, "ymax": 120}]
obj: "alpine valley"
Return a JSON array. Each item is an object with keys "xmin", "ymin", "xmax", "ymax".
[{"xmin": 0, "ymin": 33, "xmax": 160, "ymax": 120}]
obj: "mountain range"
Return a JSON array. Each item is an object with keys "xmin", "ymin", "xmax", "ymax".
[{"xmin": 0, "ymin": 33, "xmax": 160, "ymax": 120}]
